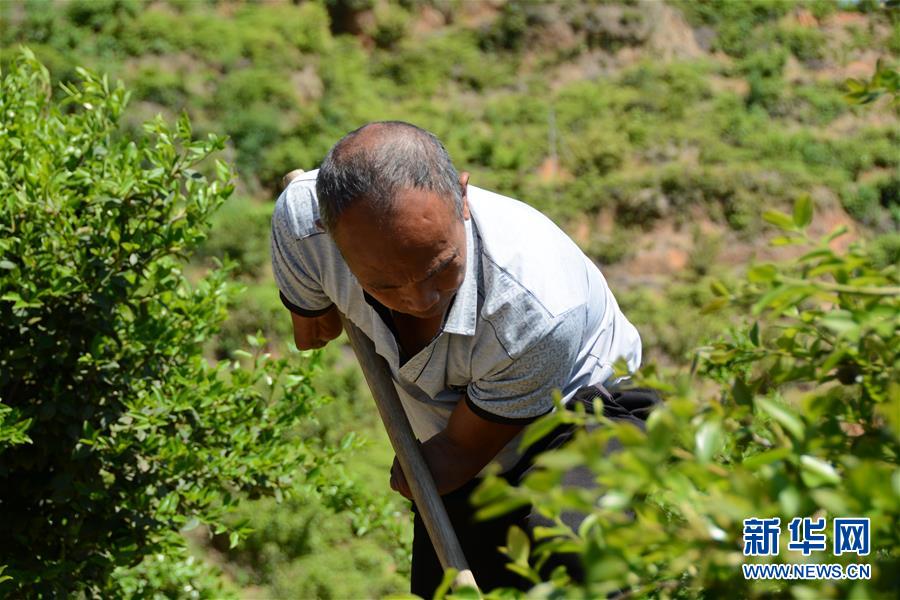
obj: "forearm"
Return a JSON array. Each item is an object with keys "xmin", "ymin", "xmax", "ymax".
[
  {"xmin": 290, "ymin": 304, "xmax": 343, "ymax": 349},
  {"xmin": 390, "ymin": 398, "xmax": 525, "ymax": 499},
  {"xmin": 419, "ymin": 431, "xmax": 490, "ymax": 496}
]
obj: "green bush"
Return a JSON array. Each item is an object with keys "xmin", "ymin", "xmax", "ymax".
[
  {"xmin": 0, "ymin": 50, "xmax": 329, "ymax": 595},
  {"xmin": 196, "ymin": 197, "xmax": 273, "ymax": 279},
  {"xmin": 370, "ymin": 2, "xmax": 411, "ymax": 50},
  {"xmin": 479, "ymin": 0, "xmax": 531, "ymax": 53},
  {"xmin": 791, "ymin": 84, "xmax": 848, "ymax": 125},
  {"xmin": 675, "ymin": 0, "xmax": 797, "ymax": 58},
  {"xmin": 208, "ymin": 282, "xmax": 292, "ymax": 360},
  {"xmin": 842, "ymin": 183, "xmax": 889, "ymax": 229},
  {"xmin": 131, "ymin": 63, "xmax": 188, "ymax": 108},
  {"xmin": 777, "ymin": 24, "xmax": 826, "ymax": 63},
  {"xmin": 741, "ymin": 49, "xmax": 787, "ymax": 112},
  {"xmin": 473, "ymin": 197, "xmax": 900, "ymax": 599},
  {"xmin": 111, "ymin": 546, "xmax": 237, "ymax": 600},
  {"xmin": 870, "ymin": 232, "xmax": 900, "ymax": 269}
]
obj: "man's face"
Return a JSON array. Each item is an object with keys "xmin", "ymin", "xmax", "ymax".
[{"xmin": 332, "ymin": 180, "xmax": 470, "ymax": 320}]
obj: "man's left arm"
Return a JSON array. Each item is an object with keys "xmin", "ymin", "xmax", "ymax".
[{"xmin": 390, "ymin": 398, "xmax": 524, "ymax": 499}]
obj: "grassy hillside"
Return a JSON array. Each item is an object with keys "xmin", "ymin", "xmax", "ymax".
[{"xmin": 2, "ymin": 1, "xmax": 897, "ymax": 596}]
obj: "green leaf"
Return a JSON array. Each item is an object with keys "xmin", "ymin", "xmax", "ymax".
[
  {"xmin": 519, "ymin": 411, "xmax": 564, "ymax": 451},
  {"xmin": 820, "ymin": 311, "xmax": 860, "ymax": 339},
  {"xmin": 475, "ymin": 496, "xmax": 530, "ymax": 521},
  {"xmin": 747, "ymin": 264, "xmax": 777, "ymax": 283},
  {"xmin": 447, "ymin": 586, "xmax": 481, "ymax": 600},
  {"xmin": 800, "ymin": 455, "xmax": 841, "ymax": 487},
  {"xmin": 710, "ymin": 280, "xmax": 729, "ymax": 297},
  {"xmin": 756, "ymin": 397, "xmax": 804, "ymax": 439},
  {"xmin": 700, "ymin": 297, "xmax": 729, "ymax": 314},
  {"xmin": 770, "ymin": 235, "xmax": 806, "ymax": 246},
  {"xmin": 752, "ymin": 285, "xmax": 812, "ymax": 316},
  {"xmin": 792, "ymin": 195, "xmax": 813, "ymax": 229},
  {"xmin": 0, "ymin": 260, "xmax": 16, "ymax": 270},
  {"xmin": 742, "ymin": 447, "xmax": 792, "ymax": 469},
  {"xmin": 505, "ymin": 525, "xmax": 530, "ymax": 566},
  {"xmin": 749, "ymin": 322, "xmax": 760, "ymax": 346},
  {"xmin": 731, "ymin": 378, "xmax": 753, "ymax": 406},
  {"xmin": 762, "ymin": 210, "xmax": 796, "ymax": 231},
  {"xmin": 432, "ymin": 568, "xmax": 456, "ymax": 600},
  {"xmin": 695, "ymin": 421, "xmax": 722, "ymax": 463},
  {"xmin": 824, "ymin": 225, "xmax": 848, "ymax": 243}
]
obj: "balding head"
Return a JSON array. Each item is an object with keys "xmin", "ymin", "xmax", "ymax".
[{"xmin": 315, "ymin": 121, "xmax": 463, "ymax": 232}]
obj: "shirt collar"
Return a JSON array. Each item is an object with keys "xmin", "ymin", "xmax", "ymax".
[{"xmin": 441, "ymin": 217, "xmax": 478, "ymax": 336}]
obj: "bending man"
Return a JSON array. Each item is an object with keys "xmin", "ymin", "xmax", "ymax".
[{"xmin": 271, "ymin": 121, "xmax": 644, "ymax": 595}]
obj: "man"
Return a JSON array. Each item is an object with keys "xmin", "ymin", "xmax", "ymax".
[{"xmin": 271, "ymin": 121, "xmax": 645, "ymax": 595}]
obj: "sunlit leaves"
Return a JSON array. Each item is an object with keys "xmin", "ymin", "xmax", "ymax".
[
  {"xmin": 844, "ymin": 59, "xmax": 900, "ymax": 106},
  {"xmin": 0, "ymin": 52, "xmax": 329, "ymax": 596},
  {"xmin": 472, "ymin": 189, "xmax": 899, "ymax": 598}
]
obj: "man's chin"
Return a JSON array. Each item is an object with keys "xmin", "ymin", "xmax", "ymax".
[
  {"xmin": 401, "ymin": 302, "xmax": 449, "ymax": 320},
  {"xmin": 405, "ymin": 308, "xmax": 443, "ymax": 319}
]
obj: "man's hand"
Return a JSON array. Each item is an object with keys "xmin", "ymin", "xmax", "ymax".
[
  {"xmin": 389, "ymin": 396, "xmax": 525, "ymax": 500},
  {"xmin": 290, "ymin": 305, "xmax": 343, "ymax": 350}
]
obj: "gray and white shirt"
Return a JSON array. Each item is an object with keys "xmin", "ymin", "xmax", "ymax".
[{"xmin": 271, "ymin": 170, "xmax": 642, "ymax": 471}]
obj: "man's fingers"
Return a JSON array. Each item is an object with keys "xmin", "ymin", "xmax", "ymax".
[{"xmin": 390, "ymin": 458, "xmax": 411, "ymax": 499}]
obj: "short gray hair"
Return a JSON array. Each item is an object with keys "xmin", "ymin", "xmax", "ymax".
[{"xmin": 315, "ymin": 121, "xmax": 462, "ymax": 232}]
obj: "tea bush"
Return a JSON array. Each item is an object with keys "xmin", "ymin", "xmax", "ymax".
[
  {"xmin": 0, "ymin": 50, "xmax": 331, "ymax": 595},
  {"xmin": 471, "ymin": 196, "xmax": 900, "ymax": 599}
]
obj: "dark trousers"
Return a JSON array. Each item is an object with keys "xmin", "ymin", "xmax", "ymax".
[{"xmin": 410, "ymin": 386, "xmax": 661, "ymax": 597}]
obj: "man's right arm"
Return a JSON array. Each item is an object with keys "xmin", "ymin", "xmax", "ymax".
[{"xmin": 289, "ymin": 304, "xmax": 343, "ymax": 350}]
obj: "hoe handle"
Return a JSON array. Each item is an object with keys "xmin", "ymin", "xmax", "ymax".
[{"xmin": 339, "ymin": 314, "xmax": 478, "ymax": 591}]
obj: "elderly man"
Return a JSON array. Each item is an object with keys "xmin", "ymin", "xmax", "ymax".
[{"xmin": 271, "ymin": 121, "xmax": 648, "ymax": 594}]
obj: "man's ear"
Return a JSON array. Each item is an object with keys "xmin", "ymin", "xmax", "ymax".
[{"xmin": 459, "ymin": 171, "xmax": 470, "ymax": 220}]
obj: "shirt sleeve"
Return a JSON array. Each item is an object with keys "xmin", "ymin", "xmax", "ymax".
[
  {"xmin": 270, "ymin": 196, "xmax": 334, "ymax": 317},
  {"xmin": 466, "ymin": 310, "xmax": 582, "ymax": 424}
]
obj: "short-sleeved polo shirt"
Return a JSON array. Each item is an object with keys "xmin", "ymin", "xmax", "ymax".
[{"xmin": 271, "ymin": 170, "xmax": 642, "ymax": 471}]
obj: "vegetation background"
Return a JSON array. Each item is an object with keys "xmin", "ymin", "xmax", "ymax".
[{"xmin": 0, "ymin": 0, "xmax": 897, "ymax": 598}]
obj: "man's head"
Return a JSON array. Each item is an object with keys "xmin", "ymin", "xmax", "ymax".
[{"xmin": 316, "ymin": 121, "xmax": 470, "ymax": 319}]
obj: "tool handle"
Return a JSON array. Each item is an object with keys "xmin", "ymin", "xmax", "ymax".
[{"xmin": 338, "ymin": 314, "xmax": 478, "ymax": 591}]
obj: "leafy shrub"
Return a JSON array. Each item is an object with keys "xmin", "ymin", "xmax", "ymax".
[
  {"xmin": 65, "ymin": 0, "xmax": 139, "ymax": 30},
  {"xmin": 841, "ymin": 183, "xmax": 889, "ymax": 229},
  {"xmin": 111, "ymin": 546, "xmax": 237, "ymax": 600},
  {"xmin": 675, "ymin": 0, "xmax": 797, "ymax": 58},
  {"xmin": 119, "ymin": 8, "xmax": 190, "ymax": 56},
  {"xmin": 479, "ymin": 0, "xmax": 531, "ymax": 52},
  {"xmin": 473, "ymin": 197, "xmax": 900, "ymax": 598},
  {"xmin": 791, "ymin": 83, "xmax": 848, "ymax": 125},
  {"xmin": 208, "ymin": 282, "xmax": 292, "ymax": 360},
  {"xmin": 131, "ymin": 63, "xmax": 188, "ymax": 108},
  {"xmin": 618, "ymin": 61, "xmax": 713, "ymax": 118},
  {"xmin": 219, "ymin": 105, "xmax": 285, "ymax": 181},
  {"xmin": 370, "ymin": 2, "xmax": 411, "ymax": 50},
  {"xmin": 617, "ymin": 275, "xmax": 734, "ymax": 365},
  {"xmin": 378, "ymin": 30, "xmax": 516, "ymax": 95},
  {"xmin": 776, "ymin": 24, "xmax": 826, "ymax": 63},
  {"xmin": 869, "ymin": 232, "xmax": 900, "ymax": 269},
  {"xmin": 257, "ymin": 137, "xmax": 329, "ymax": 193},
  {"xmin": 579, "ymin": 227, "xmax": 636, "ymax": 266},
  {"xmin": 741, "ymin": 49, "xmax": 787, "ymax": 112},
  {"xmin": 0, "ymin": 50, "xmax": 329, "ymax": 595},
  {"xmin": 212, "ymin": 68, "xmax": 298, "ymax": 114},
  {"xmin": 196, "ymin": 197, "xmax": 273, "ymax": 279}
]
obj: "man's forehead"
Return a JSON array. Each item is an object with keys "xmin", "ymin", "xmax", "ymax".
[{"xmin": 339, "ymin": 187, "xmax": 457, "ymax": 234}]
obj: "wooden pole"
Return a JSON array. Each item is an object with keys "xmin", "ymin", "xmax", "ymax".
[{"xmin": 339, "ymin": 314, "xmax": 478, "ymax": 591}]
